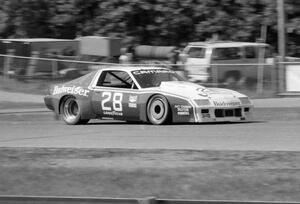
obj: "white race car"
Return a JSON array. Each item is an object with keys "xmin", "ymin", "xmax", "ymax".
[{"xmin": 44, "ymin": 67, "xmax": 253, "ymax": 125}]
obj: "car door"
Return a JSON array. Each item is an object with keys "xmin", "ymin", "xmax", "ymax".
[
  {"xmin": 91, "ymin": 70, "xmax": 140, "ymax": 121},
  {"xmin": 185, "ymin": 47, "xmax": 210, "ymax": 81},
  {"xmin": 210, "ymin": 47, "xmax": 244, "ymax": 82},
  {"xmin": 243, "ymin": 46, "xmax": 273, "ymax": 80}
]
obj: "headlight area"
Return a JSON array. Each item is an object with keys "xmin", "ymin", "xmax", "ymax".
[
  {"xmin": 193, "ymin": 98, "xmax": 253, "ymax": 122},
  {"xmin": 193, "ymin": 99, "xmax": 211, "ymax": 119},
  {"xmin": 244, "ymin": 107, "xmax": 250, "ymax": 112},
  {"xmin": 194, "ymin": 99, "xmax": 210, "ymax": 106},
  {"xmin": 239, "ymin": 97, "xmax": 252, "ymax": 113},
  {"xmin": 239, "ymin": 97, "xmax": 251, "ymax": 105}
]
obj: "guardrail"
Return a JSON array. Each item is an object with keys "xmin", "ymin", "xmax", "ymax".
[{"xmin": 0, "ymin": 196, "xmax": 299, "ymax": 204}]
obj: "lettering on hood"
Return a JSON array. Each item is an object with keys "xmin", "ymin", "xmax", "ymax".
[
  {"xmin": 197, "ymin": 88, "xmax": 209, "ymax": 97},
  {"xmin": 213, "ymin": 101, "xmax": 241, "ymax": 107},
  {"xmin": 53, "ymin": 85, "xmax": 90, "ymax": 97}
]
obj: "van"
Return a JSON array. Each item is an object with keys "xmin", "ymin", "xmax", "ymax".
[{"xmin": 180, "ymin": 41, "xmax": 274, "ymax": 85}]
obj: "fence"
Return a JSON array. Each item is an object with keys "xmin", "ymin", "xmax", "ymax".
[
  {"xmin": 1, "ymin": 53, "xmax": 299, "ymax": 98},
  {"xmin": 277, "ymin": 61, "xmax": 300, "ymax": 94},
  {"xmin": 0, "ymin": 196, "xmax": 299, "ymax": 204}
]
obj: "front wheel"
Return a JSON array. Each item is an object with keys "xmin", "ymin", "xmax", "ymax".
[
  {"xmin": 147, "ymin": 95, "xmax": 170, "ymax": 125},
  {"xmin": 60, "ymin": 96, "xmax": 89, "ymax": 125}
]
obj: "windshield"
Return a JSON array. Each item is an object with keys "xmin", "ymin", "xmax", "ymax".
[
  {"xmin": 187, "ymin": 47, "xmax": 206, "ymax": 58},
  {"xmin": 132, "ymin": 69, "xmax": 184, "ymax": 88}
]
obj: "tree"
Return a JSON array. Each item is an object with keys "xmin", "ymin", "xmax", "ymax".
[{"xmin": 0, "ymin": 0, "xmax": 299, "ymax": 56}]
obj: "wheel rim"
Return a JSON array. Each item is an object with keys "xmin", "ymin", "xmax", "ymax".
[
  {"xmin": 150, "ymin": 99, "xmax": 165, "ymax": 121},
  {"xmin": 63, "ymin": 98, "xmax": 79, "ymax": 121}
]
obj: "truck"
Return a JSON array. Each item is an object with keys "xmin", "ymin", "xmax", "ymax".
[{"xmin": 180, "ymin": 41, "xmax": 275, "ymax": 87}]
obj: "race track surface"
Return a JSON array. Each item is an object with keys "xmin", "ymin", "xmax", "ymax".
[{"xmin": 0, "ymin": 107, "xmax": 300, "ymax": 151}]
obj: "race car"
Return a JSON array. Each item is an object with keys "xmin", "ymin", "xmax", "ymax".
[{"xmin": 44, "ymin": 66, "xmax": 253, "ymax": 125}]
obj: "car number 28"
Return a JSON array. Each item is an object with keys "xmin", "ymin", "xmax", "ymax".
[{"xmin": 101, "ymin": 92, "xmax": 123, "ymax": 112}]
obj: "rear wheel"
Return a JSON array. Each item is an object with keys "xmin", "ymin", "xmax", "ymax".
[
  {"xmin": 147, "ymin": 95, "xmax": 170, "ymax": 125},
  {"xmin": 60, "ymin": 96, "xmax": 89, "ymax": 125}
]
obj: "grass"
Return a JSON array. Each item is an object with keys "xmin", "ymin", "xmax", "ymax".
[
  {"xmin": 0, "ymin": 148, "xmax": 300, "ymax": 201},
  {"xmin": 253, "ymin": 107, "xmax": 300, "ymax": 121},
  {"xmin": 0, "ymin": 101, "xmax": 45, "ymax": 109},
  {"xmin": 0, "ymin": 76, "xmax": 297, "ymax": 201},
  {"xmin": 0, "ymin": 77, "xmax": 66, "ymax": 95}
]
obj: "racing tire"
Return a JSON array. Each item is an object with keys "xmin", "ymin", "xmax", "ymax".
[
  {"xmin": 147, "ymin": 95, "xmax": 170, "ymax": 125},
  {"xmin": 60, "ymin": 96, "xmax": 89, "ymax": 125}
]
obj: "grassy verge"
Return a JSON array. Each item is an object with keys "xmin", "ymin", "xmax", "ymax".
[
  {"xmin": 253, "ymin": 107, "xmax": 300, "ymax": 121},
  {"xmin": 0, "ymin": 77, "xmax": 66, "ymax": 95},
  {"xmin": 0, "ymin": 148, "xmax": 300, "ymax": 201},
  {"xmin": 0, "ymin": 78, "xmax": 47, "ymax": 95},
  {"xmin": 0, "ymin": 101, "xmax": 45, "ymax": 110}
]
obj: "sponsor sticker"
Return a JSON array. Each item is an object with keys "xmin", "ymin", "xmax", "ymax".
[
  {"xmin": 128, "ymin": 95, "xmax": 138, "ymax": 108},
  {"xmin": 53, "ymin": 85, "xmax": 89, "ymax": 97},
  {"xmin": 129, "ymin": 95, "xmax": 138, "ymax": 103},
  {"xmin": 175, "ymin": 105, "xmax": 191, "ymax": 116},
  {"xmin": 196, "ymin": 88, "xmax": 209, "ymax": 97},
  {"xmin": 178, "ymin": 112, "xmax": 190, "ymax": 116},
  {"xmin": 213, "ymin": 101, "xmax": 241, "ymax": 107},
  {"xmin": 129, "ymin": 103, "xmax": 137, "ymax": 108},
  {"xmin": 103, "ymin": 111, "xmax": 123, "ymax": 116}
]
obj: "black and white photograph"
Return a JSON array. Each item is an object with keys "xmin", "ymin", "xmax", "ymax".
[{"xmin": 0, "ymin": 0, "xmax": 300, "ymax": 203}]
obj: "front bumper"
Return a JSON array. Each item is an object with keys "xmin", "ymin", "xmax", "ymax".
[{"xmin": 194, "ymin": 105, "xmax": 253, "ymax": 123}]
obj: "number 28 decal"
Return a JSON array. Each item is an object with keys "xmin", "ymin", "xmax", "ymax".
[{"xmin": 101, "ymin": 92, "xmax": 123, "ymax": 112}]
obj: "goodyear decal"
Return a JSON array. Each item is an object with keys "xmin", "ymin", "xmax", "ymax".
[
  {"xmin": 53, "ymin": 85, "xmax": 90, "ymax": 97},
  {"xmin": 103, "ymin": 111, "xmax": 123, "ymax": 116}
]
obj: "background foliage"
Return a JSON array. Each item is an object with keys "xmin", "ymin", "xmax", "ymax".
[{"xmin": 0, "ymin": 0, "xmax": 299, "ymax": 56}]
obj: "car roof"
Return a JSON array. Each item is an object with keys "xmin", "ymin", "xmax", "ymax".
[
  {"xmin": 1, "ymin": 38, "xmax": 75, "ymax": 43},
  {"xmin": 188, "ymin": 41, "xmax": 269, "ymax": 48},
  {"xmin": 98, "ymin": 66, "xmax": 170, "ymax": 72}
]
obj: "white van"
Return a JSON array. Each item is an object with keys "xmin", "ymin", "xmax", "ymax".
[{"xmin": 180, "ymin": 41, "xmax": 274, "ymax": 85}]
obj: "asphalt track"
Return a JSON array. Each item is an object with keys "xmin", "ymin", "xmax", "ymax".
[{"xmin": 0, "ymin": 108, "xmax": 300, "ymax": 151}]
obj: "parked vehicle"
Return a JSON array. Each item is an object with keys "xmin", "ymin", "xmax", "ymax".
[{"xmin": 180, "ymin": 41, "xmax": 274, "ymax": 85}]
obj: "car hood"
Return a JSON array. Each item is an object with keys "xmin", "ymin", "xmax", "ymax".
[{"xmin": 146, "ymin": 81, "xmax": 251, "ymax": 106}]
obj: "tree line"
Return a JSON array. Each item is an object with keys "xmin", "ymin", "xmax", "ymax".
[{"xmin": 0, "ymin": 0, "xmax": 299, "ymax": 56}]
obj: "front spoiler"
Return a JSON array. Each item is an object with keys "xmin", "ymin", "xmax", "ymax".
[{"xmin": 194, "ymin": 106, "xmax": 253, "ymax": 123}]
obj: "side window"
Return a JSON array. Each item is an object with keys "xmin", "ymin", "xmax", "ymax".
[
  {"xmin": 245, "ymin": 46, "xmax": 273, "ymax": 59},
  {"xmin": 212, "ymin": 47, "xmax": 242, "ymax": 60},
  {"xmin": 245, "ymin": 46, "xmax": 257, "ymax": 58},
  {"xmin": 262, "ymin": 46, "xmax": 273, "ymax": 58},
  {"xmin": 265, "ymin": 46, "xmax": 274, "ymax": 58},
  {"xmin": 187, "ymin": 47, "xmax": 205, "ymax": 58},
  {"xmin": 96, "ymin": 71, "xmax": 137, "ymax": 89}
]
